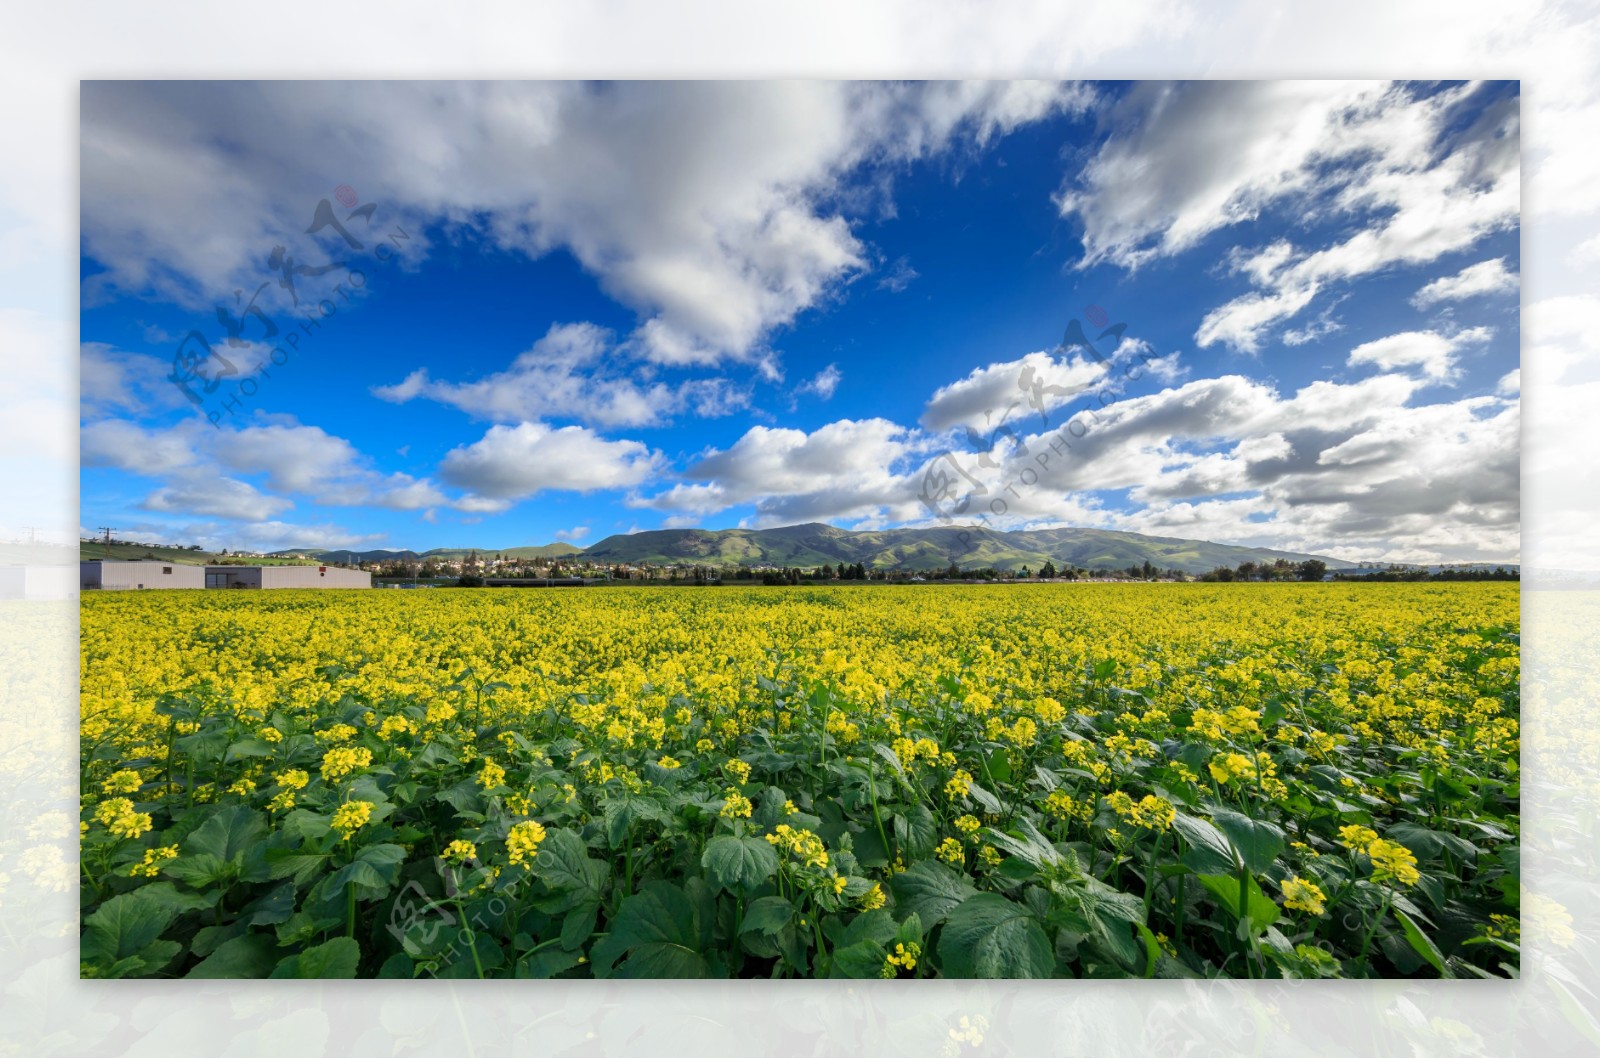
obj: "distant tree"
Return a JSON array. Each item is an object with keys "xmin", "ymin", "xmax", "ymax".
[
  {"xmin": 1236, "ymin": 561, "xmax": 1257, "ymax": 582},
  {"xmin": 1297, "ymin": 559, "xmax": 1328, "ymax": 582}
]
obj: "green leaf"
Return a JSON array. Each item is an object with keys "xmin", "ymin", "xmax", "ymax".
[
  {"xmin": 270, "ymin": 937, "xmax": 361, "ymax": 979},
  {"xmin": 186, "ymin": 933, "xmax": 279, "ymax": 978},
  {"xmin": 701, "ymin": 835, "xmax": 780, "ymax": 893},
  {"xmin": 265, "ymin": 851, "xmax": 332, "ymax": 887},
  {"xmin": 164, "ymin": 853, "xmax": 235, "ymax": 889},
  {"xmin": 1197, "ymin": 873, "xmax": 1280, "ymax": 934},
  {"xmin": 1172, "ymin": 812, "xmax": 1237, "ymax": 875},
  {"xmin": 739, "ymin": 896, "xmax": 795, "ymax": 936},
  {"xmin": 80, "ymin": 892, "xmax": 178, "ymax": 975},
  {"xmin": 891, "ymin": 803, "xmax": 938, "ymax": 859},
  {"xmin": 938, "ymin": 893, "xmax": 1054, "ymax": 978},
  {"xmin": 243, "ymin": 881, "xmax": 298, "ymax": 926},
  {"xmin": 533, "ymin": 829, "xmax": 609, "ymax": 899},
  {"xmin": 518, "ymin": 948, "xmax": 583, "ymax": 979},
  {"xmin": 890, "ymin": 860, "xmax": 978, "ymax": 927},
  {"xmin": 829, "ymin": 938, "xmax": 889, "ymax": 979},
  {"xmin": 136, "ymin": 880, "xmax": 217, "ymax": 915},
  {"xmin": 588, "ymin": 881, "xmax": 708, "ymax": 979},
  {"xmin": 185, "ymin": 805, "xmax": 269, "ymax": 864},
  {"xmin": 841, "ymin": 908, "xmax": 898, "ymax": 948},
  {"xmin": 1395, "ymin": 908, "xmax": 1452, "ymax": 977},
  {"xmin": 1210, "ymin": 809, "xmax": 1285, "ymax": 874},
  {"xmin": 1388, "ymin": 822, "xmax": 1478, "ymax": 863},
  {"xmin": 604, "ymin": 795, "xmax": 666, "ymax": 848},
  {"xmin": 224, "ymin": 737, "xmax": 276, "ymax": 764}
]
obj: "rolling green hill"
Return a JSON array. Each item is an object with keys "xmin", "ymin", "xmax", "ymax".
[{"xmin": 579, "ymin": 523, "xmax": 1356, "ymax": 575}]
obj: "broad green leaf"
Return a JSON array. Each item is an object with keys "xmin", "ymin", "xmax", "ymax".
[
  {"xmin": 588, "ymin": 881, "xmax": 708, "ymax": 979},
  {"xmin": 1172, "ymin": 812, "xmax": 1237, "ymax": 875},
  {"xmin": 740, "ymin": 896, "xmax": 795, "ymax": 936},
  {"xmin": 270, "ymin": 937, "xmax": 361, "ymax": 979},
  {"xmin": 702, "ymin": 835, "xmax": 780, "ymax": 892},
  {"xmin": 1210, "ymin": 809, "xmax": 1285, "ymax": 874},
  {"xmin": 829, "ymin": 938, "xmax": 890, "ymax": 979},
  {"xmin": 224, "ymin": 737, "xmax": 276, "ymax": 764},
  {"xmin": 1197, "ymin": 872, "xmax": 1280, "ymax": 934},
  {"xmin": 1395, "ymin": 909, "xmax": 1452, "ymax": 977},
  {"xmin": 136, "ymin": 880, "xmax": 217, "ymax": 915},
  {"xmin": 938, "ymin": 893, "xmax": 1054, "ymax": 979},
  {"xmin": 81, "ymin": 892, "xmax": 178, "ymax": 974},
  {"xmin": 164, "ymin": 853, "xmax": 235, "ymax": 889},
  {"xmin": 187, "ymin": 933, "xmax": 279, "ymax": 978},
  {"xmin": 185, "ymin": 805, "xmax": 269, "ymax": 864},
  {"xmin": 892, "ymin": 803, "xmax": 938, "ymax": 859},
  {"xmin": 890, "ymin": 860, "xmax": 978, "ymax": 927}
]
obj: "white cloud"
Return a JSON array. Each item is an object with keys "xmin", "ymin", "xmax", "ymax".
[
  {"xmin": 1061, "ymin": 81, "xmax": 1519, "ymax": 352},
  {"xmin": 1346, "ymin": 328, "xmax": 1492, "ymax": 381},
  {"xmin": 554, "ymin": 526, "xmax": 590, "ymax": 542},
  {"xmin": 141, "ymin": 474, "xmax": 292, "ymax": 521},
  {"xmin": 795, "ymin": 364, "xmax": 842, "ymax": 402},
  {"xmin": 1497, "ymin": 368, "xmax": 1521, "ymax": 395},
  {"xmin": 1410, "ymin": 257, "xmax": 1519, "ymax": 308},
  {"xmin": 438, "ymin": 422, "xmax": 660, "ymax": 502},
  {"xmin": 634, "ymin": 418, "xmax": 931, "ymax": 527},
  {"xmin": 80, "ymin": 342, "xmax": 187, "ymax": 419},
  {"xmin": 83, "ymin": 81, "xmax": 1090, "ymax": 369},
  {"xmin": 877, "ymin": 257, "xmax": 919, "ymax": 292},
  {"xmin": 922, "ymin": 350, "xmax": 1105, "ymax": 432},
  {"xmin": 373, "ymin": 322, "xmax": 748, "ymax": 429},
  {"xmin": 81, "ymin": 418, "xmax": 200, "ymax": 476}
]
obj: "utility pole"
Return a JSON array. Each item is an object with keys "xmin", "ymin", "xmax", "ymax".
[{"xmin": 97, "ymin": 526, "xmax": 115, "ymax": 558}]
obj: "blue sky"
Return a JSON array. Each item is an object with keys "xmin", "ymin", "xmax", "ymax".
[{"xmin": 80, "ymin": 80, "xmax": 1521, "ymax": 562}]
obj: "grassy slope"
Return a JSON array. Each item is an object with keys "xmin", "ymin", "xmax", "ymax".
[{"xmin": 579, "ymin": 523, "xmax": 1357, "ymax": 575}]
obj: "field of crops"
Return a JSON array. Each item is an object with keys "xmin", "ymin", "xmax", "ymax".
[{"xmin": 78, "ymin": 583, "xmax": 1520, "ymax": 979}]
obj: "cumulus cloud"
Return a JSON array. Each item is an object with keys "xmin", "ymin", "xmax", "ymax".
[
  {"xmin": 82, "ymin": 80, "xmax": 1090, "ymax": 368},
  {"xmin": 80, "ymin": 342, "xmax": 188, "ymax": 419},
  {"xmin": 81, "ymin": 415, "xmax": 460, "ymax": 518},
  {"xmin": 1346, "ymin": 327, "xmax": 1492, "ymax": 381},
  {"xmin": 633, "ymin": 418, "xmax": 932, "ymax": 527},
  {"xmin": 1411, "ymin": 257, "xmax": 1519, "ymax": 308},
  {"xmin": 140, "ymin": 474, "xmax": 292, "ymax": 521},
  {"xmin": 921, "ymin": 350, "xmax": 1105, "ymax": 432},
  {"xmin": 1060, "ymin": 81, "xmax": 1520, "ymax": 352},
  {"xmin": 373, "ymin": 322, "xmax": 749, "ymax": 429},
  {"xmin": 554, "ymin": 526, "xmax": 590, "ymax": 542},
  {"xmin": 438, "ymin": 421, "xmax": 661, "ymax": 502}
]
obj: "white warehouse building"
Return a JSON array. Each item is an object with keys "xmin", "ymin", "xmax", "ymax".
[
  {"xmin": 205, "ymin": 564, "xmax": 371, "ymax": 589},
  {"xmin": 81, "ymin": 560, "xmax": 207, "ymax": 590},
  {"xmin": 81, "ymin": 560, "xmax": 371, "ymax": 590}
]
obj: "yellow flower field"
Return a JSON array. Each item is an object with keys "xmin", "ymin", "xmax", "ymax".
[{"xmin": 78, "ymin": 583, "xmax": 1520, "ymax": 979}]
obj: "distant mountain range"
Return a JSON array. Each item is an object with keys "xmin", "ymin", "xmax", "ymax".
[
  {"xmin": 85, "ymin": 524, "xmax": 1360, "ymax": 574},
  {"xmin": 252, "ymin": 524, "xmax": 1353, "ymax": 575},
  {"xmin": 577, "ymin": 523, "xmax": 1354, "ymax": 575}
]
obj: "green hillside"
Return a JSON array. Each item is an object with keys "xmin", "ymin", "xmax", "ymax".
[{"xmin": 580, "ymin": 523, "xmax": 1356, "ymax": 575}]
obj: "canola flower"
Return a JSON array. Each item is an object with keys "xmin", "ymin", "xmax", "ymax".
[
  {"xmin": 506, "ymin": 820, "xmax": 547, "ymax": 867},
  {"xmin": 1280, "ymin": 876, "xmax": 1327, "ymax": 915},
  {"xmin": 331, "ymin": 800, "xmax": 374, "ymax": 840},
  {"xmin": 76, "ymin": 582, "xmax": 1518, "ymax": 980}
]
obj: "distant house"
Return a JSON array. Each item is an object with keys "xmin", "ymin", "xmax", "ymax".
[
  {"xmin": 81, "ymin": 560, "xmax": 206, "ymax": 590},
  {"xmin": 204, "ymin": 565, "xmax": 371, "ymax": 589},
  {"xmin": 81, "ymin": 560, "xmax": 371, "ymax": 590}
]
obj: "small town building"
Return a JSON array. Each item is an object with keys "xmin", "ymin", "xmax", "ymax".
[
  {"xmin": 81, "ymin": 560, "xmax": 207, "ymax": 590},
  {"xmin": 204, "ymin": 564, "xmax": 372, "ymax": 589}
]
